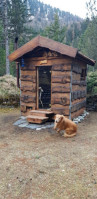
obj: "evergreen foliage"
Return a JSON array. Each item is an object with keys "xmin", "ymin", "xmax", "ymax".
[
  {"xmin": 42, "ymin": 13, "xmax": 66, "ymax": 43},
  {"xmin": 87, "ymin": 72, "xmax": 97, "ymax": 95},
  {"xmin": 77, "ymin": 0, "xmax": 97, "ymax": 70},
  {"xmin": 0, "ymin": 0, "xmax": 38, "ymax": 76},
  {"xmin": 8, "ymin": 0, "xmax": 28, "ymax": 38},
  {"xmin": 28, "ymin": 0, "xmax": 81, "ymax": 28},
  {"xmin": 0, "ymin": 0, "xmax": 97, "ymax": 76},
  {"xmin": 0, "ymin": 21, "xmax": 6, "ymax": 76}
]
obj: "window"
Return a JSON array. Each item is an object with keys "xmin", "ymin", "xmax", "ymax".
[{"xmin": 81, "ymin": 69, "xmax": 86, "ymax": 81}]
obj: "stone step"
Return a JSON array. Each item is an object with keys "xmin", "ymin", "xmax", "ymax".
[{"xmin": 26, "ymin": 115, "xmax": 48, "ymax": 124}]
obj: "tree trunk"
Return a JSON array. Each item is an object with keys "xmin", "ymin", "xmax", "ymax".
[{"xmin": 4, "ymin": 0, "xmax": 10, "ymax": 74}]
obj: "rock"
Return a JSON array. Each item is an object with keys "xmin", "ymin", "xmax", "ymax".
[
  {"xmin": 36, "ymin": 128, "xmax": 42, "ymax": 130},
  {"xmin": 73, "ymin": 120, "xmax": 79, "ymax": 124},
  {"xmin": 8, "ymin": 184, "xmax": 11, "ymax": 188},
  {"xmin": 18, "ymin": 122, "xmax": 28, "ymax": 128}
]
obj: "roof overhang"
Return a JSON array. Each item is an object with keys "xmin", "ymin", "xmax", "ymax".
[
  {"xmin": 77, "ymin": 51, "xmax": 95, "ymax": 66},
  {"xmin": 8, "ymin": 35, "xmax": 95, "ymax": 66}
]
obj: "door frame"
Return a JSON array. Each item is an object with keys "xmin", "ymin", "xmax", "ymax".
[{"xmin": 36, "ymin": 65, "xmax": 52, "ymax": 110}]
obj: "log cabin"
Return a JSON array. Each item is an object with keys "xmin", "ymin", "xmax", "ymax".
[{"xmin": 8, "ymin": 35, "xmax": 95, "ymax": 124}]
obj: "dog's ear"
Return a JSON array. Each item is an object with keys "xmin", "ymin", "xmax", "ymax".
[{"xmin": 60, "ymin": 115, "xmax": 64, "ymax": 122}]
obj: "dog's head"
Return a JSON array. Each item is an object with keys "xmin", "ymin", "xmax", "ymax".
[{"xmin": 54, "ymin": 114, "xmax": 64, "ymax": 124}]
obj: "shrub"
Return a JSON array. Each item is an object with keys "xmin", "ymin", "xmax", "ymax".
[
  {"xmin": 0, "ymin": 75, "xmax": 20, "ymax": 106},
  {"xmin": 87, "ymin": 71, "xmax": 97, "ymax": 96}
]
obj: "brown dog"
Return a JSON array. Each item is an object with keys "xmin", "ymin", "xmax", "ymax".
[{"xmin": 54, "ymin": 114, "xmax": 77, "ymax": 138}]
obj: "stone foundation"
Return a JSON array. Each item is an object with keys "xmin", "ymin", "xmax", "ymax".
[{"xmin": 73, "ymin": 110, "xmax": 89, "ymax": 124}]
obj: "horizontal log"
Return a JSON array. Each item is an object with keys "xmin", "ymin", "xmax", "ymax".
[
  {"xmin": 71, "ymin": 90, "xmax": 86, "ymax": 101},
  {"xmin": 52, "ymin": 71, "xmax": 71, "ymax": 77},
  {"xmin": 73, "ymin": 60, "xmax": 86, "ymax": 68},
  {"xmin": 52, "ymin": 96, "xmax": 70, "ymax": 106},
  {"xmin": 52, "ymin": 75, "xmax": 71, "ymax": 83},
  {"xmin": 71, "ymin": 100, "xmax": 86, "ymax": 113},
  {"xmin": 72, "ymin": 85, "xmax": 86, "ymax": 91},
  {"xmin": 21, "ymin": 65, "xmax": 36, "ymax": 71},
  {"xmin": 21, "ymin": 85, "xmax": 36, "ymax": 92},
  {"xmin": 52, "ymin": 82, "xmax": 70, "ymax": 86},
  {"xmin": 71, "ymin": 108, "xmax": 85, "ymax": 120},
  {"xmin": 20, "ymin": 75, "xmax": 36, "ymax": 82},
  {"xmin": 72, "ymin": 64, "xmax": 82, "ymax": 74},
  {"xmin": 51, "ymin": 107, "xmax": 69, "ymax": 116},
  {"xmin": 72, "ymin": 80, "xmax": 80, "ymax": 85},
  {"xmin": 21, "ymin": 81, "xmax": 35, "ymax": 87},
  {"xmin": 21, "ymin": 105, "xmax": 33, "ymax": 113},
  {"xmin": 21, "ymin": 70, "xmax": 36, "ymax": 76},
  {"xmin": 21, "ymin": 91, "xmax": 36, "ymax": 97},
  {"xmin": 52, "ymin": 85, "xmax": 70, "ymax": 93},
  {"xmin": 52, "ymin": 63, "xmax": 71, "ymax": 71},
  {"xmin": 81, "ymin": 90, "xmax": 86, "ymax": 98},
  {"xmin": 72, "ymin": 72, "xmax": 80, "ymax": 81},
  {"xmin": 81, "ymin": 81, "xmax": 87, "ymax": 86},
  {"xmin": 71, "ymin": 91, "xmax": 77, "ymax": 101},
  {"xmin": 21, "ymin": 95, "xmax": 36, "ymax": 103},
  {"xmin": 72, "ymin": 97, "xmax": 86, "ymax": 105},
  {"xmin": 72, "ymin": 80, "xmax": 86, "ymax": 86},
  {"xmin": 25, "ymin": 57, "xmax": 72, "ymax": 67},
  {"xmin": 51, "ymin": 104, "xmax": 69, "ymax": 109},
  {"xmin": 52, "ymin": 93, "xmax": 70, "ymax": 98},
  {"xmin": 21, "ymin": 102, "xmax": 36, "ymax": 108}
]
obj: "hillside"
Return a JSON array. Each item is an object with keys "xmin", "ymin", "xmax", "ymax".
[{"xmin": 27, "ymin": 0, "xmax": 83, "ymax": 30}]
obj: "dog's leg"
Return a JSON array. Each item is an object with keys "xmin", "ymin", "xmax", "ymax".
[
  {"xmin": 54, "ymin": 125, "xmax": 57, "ymax": 130},
  {"xmin": 63, "ymin": 128, "xmax": 76, "ymax": 138},
  {"xmin": 57, "ymin": 129, "xmax": 60, "ymax": 133}
]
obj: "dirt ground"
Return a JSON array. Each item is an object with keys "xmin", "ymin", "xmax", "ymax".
[{"xmin": 0, "ymin": 108, "xmax": 97, "ymax": 199}]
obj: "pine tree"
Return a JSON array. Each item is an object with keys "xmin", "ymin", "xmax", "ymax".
[
  {"xmin": 0, "ymin": 21, "xmax": 6, "ymax": 76},
  {"xmin": 42, "ymin": 12, "xmax": 66, "ymax": 43},
  {"xmin": 8, "ymin": 0, "xmax": 28, "ymax": 39},
  {"xmin": 0, "ymin": 0, "xmax": 30, "ymax": 75},
  {"xmin": 0, "ymin": 0, "xmax": 10, "ymax": 74}
]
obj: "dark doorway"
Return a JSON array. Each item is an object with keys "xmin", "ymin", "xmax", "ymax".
[{"xmin": 38, "ymin": 66, "xmax": 51, "ymax": 109}]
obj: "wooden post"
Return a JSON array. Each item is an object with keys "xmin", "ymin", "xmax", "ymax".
[
  {"xmin": 69, "ymin": 64, "xmax": 72, "ymax": 120},
  {"xmin": 15, "ymin": 37, "xmax": 19, "ymax": 88},
  {"xmin": 16, "ymin": 62, "xmax": 19, "ymax": 88},
  {"xmin": 36, "ymin": 67, "xmax": 39, "ymax": 110}
]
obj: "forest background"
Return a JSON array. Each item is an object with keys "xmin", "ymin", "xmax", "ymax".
[{"xmin": 0, "ymin": 0, "xmax": 97, "ymax": 80}]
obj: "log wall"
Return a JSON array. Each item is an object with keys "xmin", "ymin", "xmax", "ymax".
[
  {"xmin": 71, "ymin": 60, "xmax": 87, "ymax": 119},
  {"xmin": 20, "ymin": 65, "xmax": 37, "ymax": 115},
  {"xmin": 20, "ymin": 54, "xmax": 72, "ymax": 116},
  {"xmin": 19, "ymin": 51, "xmax": 87, "ymax": 118},
  {"xmin": 51, "ymin": 63, "xmax": 71, "ymax": 117}
]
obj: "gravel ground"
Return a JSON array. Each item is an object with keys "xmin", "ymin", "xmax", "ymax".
[{"xmin": 0, "ymin": 108, "xmax": 97, "ymax": 199}]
